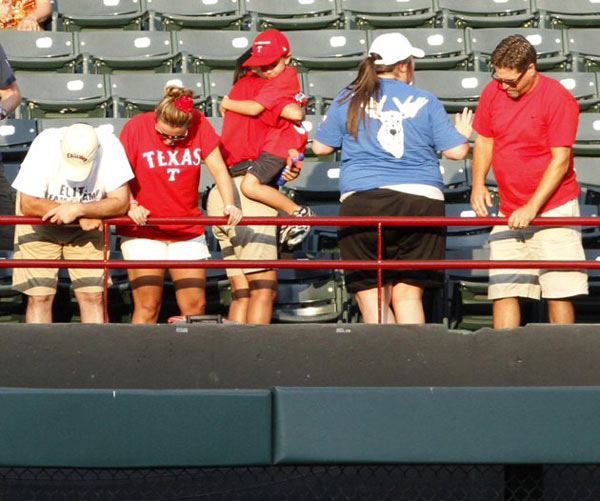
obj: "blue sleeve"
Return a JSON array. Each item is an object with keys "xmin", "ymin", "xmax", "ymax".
[
  {"xmin": 315, "ymin": 96, "xmax": 346, "ymax": 148},
  {"xmin": 429, "ymin": 96, "xmax": 466, "ymax": 152},
  {"xmin": 0, "ymin": 44, "xmax": 15, "ymax": 89}
]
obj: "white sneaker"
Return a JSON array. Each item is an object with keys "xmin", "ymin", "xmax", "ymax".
[{"xmin": 280, "ymin": 206, "xmax": 314, "ymax": 249}]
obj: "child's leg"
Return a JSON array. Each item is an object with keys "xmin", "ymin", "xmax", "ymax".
[{"xmin": 241, "ymin": 171, "xmax": 300, "ymax": 215}]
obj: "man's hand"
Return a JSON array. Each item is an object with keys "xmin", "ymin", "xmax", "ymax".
[
  {"xmin": 507, "ymin": 203, "xmax": 538, "ymax": 229},
  {"xmin": 470, "ymin": 184, "xmax": 493, "ymax": 217},
  {"xmin": 79, "ymin": 218, "xmax": 103, "ymax": 231},
  {"xmin": 42, "ymin": 203, "xmax": 82, "ymax": 225}
]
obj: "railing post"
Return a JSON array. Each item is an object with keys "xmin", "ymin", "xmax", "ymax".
[
  {"xmin": 102, "ymin": 221, "xmax": 110, "ymax": 324},
  {"xmin": 377, "ymin": 222, "xmax": 383, "ymax": 324}
]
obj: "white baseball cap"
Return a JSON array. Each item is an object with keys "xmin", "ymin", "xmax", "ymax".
[
  {"xmin": 368, "ymin": 32, "xmax": 425, "ymax": 65},
  {"xmin": 60, "ymin": 124, "xmax": 99, "ymax": 182}
]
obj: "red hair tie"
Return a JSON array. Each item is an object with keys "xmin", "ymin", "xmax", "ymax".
[{"xmin": 174, "ymin": 95, "xmax": 194, "ymax": 113}]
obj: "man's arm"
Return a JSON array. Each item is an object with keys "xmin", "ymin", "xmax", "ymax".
[
  {"xmin": 470, "ymin": 134, "xmax": 494, "ymax": 217},
  {"xmin": 0, "ymin": 81, "xmax": 22, "ymax": 117},
  {"xmin": 507, "ymin": 146, "xmax": 572, "ymax": 229},
  {"xmin": 19, "ymin": 192, "xmax": 60, "ymax": 217},
  {"xmin": 41, "ymin": 184, "xmax": 131, "ymax": 225}
]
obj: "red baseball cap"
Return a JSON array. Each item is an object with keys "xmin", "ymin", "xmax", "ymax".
[{"xmin": 243, "ymin": 29, "xmax": 290, "ymax": 67}]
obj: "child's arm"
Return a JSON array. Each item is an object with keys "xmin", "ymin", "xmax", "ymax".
[{"xmin": 221, "ymin": 94, "xmax": 264, "ymax": 116}]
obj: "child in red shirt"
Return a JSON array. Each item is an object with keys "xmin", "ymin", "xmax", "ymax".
[{"xmin": 220, "ymin": 29, "xmax": 313, "ymax": 248}]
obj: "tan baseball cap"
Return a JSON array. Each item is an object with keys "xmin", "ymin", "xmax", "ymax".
[{"xmin": 59, "ymin": 124, "xmax": 99, "ymax": 182}]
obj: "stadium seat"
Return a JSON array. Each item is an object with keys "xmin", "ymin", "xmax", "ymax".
[
  {"xmin": 56, "ymin": 0, "xmax": 148, "ymax": 31},
  {"xmin": 0, "ymin": 31, "xmax": 79, "ymax": 73},
  {"xmin": 304, "ymin": 70, "xmax": 355, "ymax": 114},
  {"xmin": 284, "ymin": 30, "xmax": 368, "ymax": 71},
  {"xmin": 206, "ymin": 116, "xmax": 224, "ymax": 136},
  {"xmin": 300, "ymin": 114, "xmax": 327, "ymax": 157},
  {"xmin": 371, "ymin": 28, "xmax": 469, "ymax": 70},
  {"xmin": 544, "ymin": 72, "xmax": 599, "ymax": 111},
  {"xmin": 535, "ymin": 0, "xmax": 600, "ymax": 28},
  {"xmin": 241, "ymin": 0, "xmax": 341, "ymax": 31},
  {"xmin": 146, "ymin": 0, "xmax": 243, "ymax": 30},
  {"xmin": 0, "ymin": 119, "xmax": 37, "ymax": 162},
  {"xmin": 574, "ymin": 113, "xmax": 600, "ymax": 156},
  {"xmin": 340, "ymin": 0, "xmax": 437, "ymax": 29},
  {"xmin": 445, "ymin": 202, "xmax": 495, "ymax": 251},
  {"xmin": 16, "ymin": 73, "xmax": 111, "ymax": 119},
  {"xmin": 39, "ymin": 117, "xmax": 129, "ymax": 138},
  {"xmin": 468, "ymin": 28, "xmax": 568, "ymax": 71},
  {"xmin": 110, "ymin": 73, "xmax": 206, "ymax": 117},
  {"xmin": 566, "ymin": 29, "xmax": 600, "ymax": 72},
  {"xmin": 439, "ymin": 157, "xmax": 470, "ymax": 203},
  {"xmin": 414, "ymin": 71, "xmax": 489, "ymax": 112},
  {"xmin": 572, "ymin": 248, "xmax": 600, "ymax": 324},
  {"xmin": 205, "ymin": 71, "xmax": 235, "ymax": 117},
  {"xmin": 438, "ymin": 0, "xmax": 536, "ymax": 28},
  {"xmin": 574, "ymin": 156, "xmax": 600, "ymax": 199},
  {"xmin": 78, "ymin": 31, "xmax": 179, "ymax": 74},
  {"xmin": 175, "ymin": 31, "xmax": 257, "ymax": 72}
]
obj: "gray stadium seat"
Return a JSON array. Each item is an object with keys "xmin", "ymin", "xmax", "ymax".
[
  {"xmin": 285, "ymin": 160, "xmax": 340, "ymax": 202},
  {"xmin": 304, "ymin": 70, "xmax": 355, "ymax": 114},
  {"xmin": 175, "ymin": 31, "xmax": 257, "ymax": 72},
  {"xmin": 371, "ymin": 28, "xmax": 469, "ymax": 70},
  {"xmin": 110, "ymin": 73, "xmax": 206, "ymax": 117},
  {"xmin": 0, "ymin": 31, "xmax": 79, "ymax": 73},
  {"xmin": 536, "ymin": 0, "xmax": 600, "ymax": 28},
  {"xmin": 566, "ymin": 29, "xmax": 600, "ymax": 72},
  {"xmin": 205, "ymin": 71, "xmax": 234, "ymax": 117},
  {"xmin": 284, "ymin": 30, "xmax": 368, "ymax": 71},
  {"xmin": 544, "ymin": 72, "xmax": 599, "ymax": 111},
  {"xmin": 39, "ymin": 117, "xmax": 129, "ymax": 138},
  {"xmin": 56, "ymin": 0, "xmax": 148, "ymax": 31},
  {"xmin": 16, "ymin": 73, "xmax": 111, "ymax": 118},
  {"xmin": 0, "ymin": 119, "xmax": 37, "ymax": 161},
  {"xmin": 574, "ymin": 113, "xmax": 600, "ymax": 156},
  {"xmin": 574, "ymin": 156, "xmax": 600, "ymax": 193},
  {"xmin": 78, "ymin": 31, "xmax": 179, "ymax": 74},
  {"xmin": 468, "ymin": 28, "xmax": 568, "ymax": 71},
  {"xmin": 439, "ymin": 157, "xmax": 470, "ymax": 203},
  {"xmin": 340, "ymin": 0, "xmax": 437, "ymax": 29},
  {"xmin": 414, "ymin": 71, "xmax": 489, "ymax": 112},
  {"xmin": 241, "ymin": 0, "xmax": 341, "ymax": 31},
  {"xmin": 146, "ymin": 0, "xmax": 243, "ymax": 30},
  {"xmin": 438, "ymin": 0, "xmax": 536, "ymax": 28}
]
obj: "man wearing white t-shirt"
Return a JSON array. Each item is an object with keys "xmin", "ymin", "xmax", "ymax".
[{"xmin": 12, "ymin": 123, "xmax": 134, "ymax": 323}]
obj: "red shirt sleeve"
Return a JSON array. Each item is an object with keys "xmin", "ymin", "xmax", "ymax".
[
  {"xmin": 546, "ymin": 84, "xmax": 579, "ymax": 147},
  {"xmin": 254, "ymin": 66, "xmax": 300, "ymax": 110},
  {"xmin": 119, "ymin": 116, "xmax": 139, "ymax": 171},
  {"xmin": 195, "ymin": 111, "xmax": 221, "ymax": 160},
  {"xmin": 472, "ymin": 81, "xmax": 495, "ymax": 138}
]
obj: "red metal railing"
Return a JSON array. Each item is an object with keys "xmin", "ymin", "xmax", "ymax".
[{"xmin": 4, "ymin": 215, "xmax": 600, "ymax": 324}]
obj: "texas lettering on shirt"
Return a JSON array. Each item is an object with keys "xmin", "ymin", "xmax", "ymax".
[{"xmin": 141, "ymin": 147, "xmax": 202, "ymax": 181}]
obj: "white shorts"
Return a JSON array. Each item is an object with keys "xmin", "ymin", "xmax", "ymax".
[{"xmin": 120, "ymin": 235, "xmax": 211, "ymax": 261}]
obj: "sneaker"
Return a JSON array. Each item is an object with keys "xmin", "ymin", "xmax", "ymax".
[{"xmin": 280, "ymin": 206, "xmax": 314, "ymax": 249}]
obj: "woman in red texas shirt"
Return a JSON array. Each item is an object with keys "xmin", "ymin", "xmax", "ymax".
[{"xmin": 118, "ymin": 85, "xmax": 242, "ymax": 324}]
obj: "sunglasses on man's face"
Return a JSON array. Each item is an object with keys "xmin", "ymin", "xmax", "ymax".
[
  {"xmin": 491, "ymin": 68, "xmax": 527, "ymax": 88},
  {"xmin": 154, "ymin": 125, "xmax": 188, "ymax": 142}
]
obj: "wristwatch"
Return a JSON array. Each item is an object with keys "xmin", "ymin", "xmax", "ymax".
[{"xmin": 0, "ymin": 107, "xmax": 8, "ymax": 120}]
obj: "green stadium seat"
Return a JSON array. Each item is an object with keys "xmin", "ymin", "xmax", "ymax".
[
  {"xmin": 414, "ymin": 70, "xmax": 488, "ymax": 112},
  {"xmin": 340, "ymin": 0, "xmax": 437, "ymax": 29},
  {"xmin": 439, "ymin": 157, "xmax": 470, "ymax": 203},
  {"xmin": 574, "ymin": 156, "xmax": 600, "ymax": 194},
  {"xmin": 0, "ymin": 31, "xmax": 79, "ymax": 73},
  {"xmin": 284, "ymin": 30, "xmax": 368, "ymax": 71},
  {"xmin": 468, "ymin": 28, "xmax": 568, "ymax": 72},
  {"xmin": 39, "ymin": 117, "xmax": 129, "ymax": 138},
  {"xmin": 574, "ymin": 113, "xmax": 600, "ymax": 157},
  {"xmin": 110, "ymin": 73, "xmax": 206, "ymax": 117},
  {"xmin": 299, "ymin": 114, "xmax": 327, "ymax": 157},
  {"xmin": 371, "ymin": 28, "xmax": 469, "ymax": 70},
  {"xmin": 241, "ymin": 0, "xmax": 341, "ymax": 31},
  {"xmin": 78, "ymin": 31, "xmax": 179, "ymax": 74},
  {"xmin": 175, "ymin": 31, "xmax": 257, "ymax": 72},
  {"xmin": 439, "ymin": 0, "xmax": 536, "ymax": 28},
  {"xmin": 56, "ymin": 0, "xmax": 148, "ymax": 31},
  {"xmin": 16, "ymin": 73, "xmax": 111, "ymax": 119},
  {"xmin": 536, "ymin": 0, "xmax": 600, "ymax": 28},
  {"xmin": 566, "ymin": 29, "xmax": 600, "ymax": 72},
  {"xmin": 544, "ymin": 72, "xmax": 599, "ymax": 111},
  {"xmin": 304, "ymin": 70, "xmax": 355, "ymax": 114},
  {"xmin": 205, "ymin": 70, "xmax": 234, "ymax": 117},
  {"xmin": 0, "ymin": 119, "xmax": 37, "ymax": 162},
  {"xmin": 146, "ymin": 0, "xmax": 243, "ymax": 30}
]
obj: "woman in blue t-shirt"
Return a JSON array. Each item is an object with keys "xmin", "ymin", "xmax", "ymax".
[{"xmin": 313, "ymin": 32, "xmax": 473, "ymax": 324}]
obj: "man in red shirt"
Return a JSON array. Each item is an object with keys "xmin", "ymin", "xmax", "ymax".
[{"xmin": 470, "ymin": 35, "xmax": 588, "ymax": 329}]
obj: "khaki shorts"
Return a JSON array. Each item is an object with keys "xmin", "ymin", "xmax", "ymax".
[
  {"xmin": 488, "ymin": 198, "xmax": 588, "ymax": 300},
  {"xmin": 206, "ymin": 176, "xmax": 277, "ymax": 277},
  {"xmin": 12, "ymin": 222, "xmax": 107, "ymax": 296}
]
